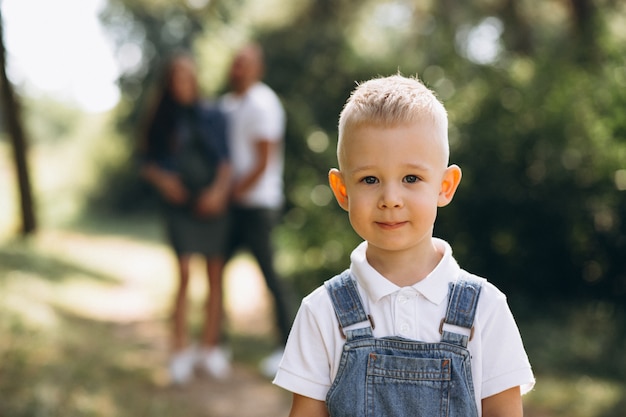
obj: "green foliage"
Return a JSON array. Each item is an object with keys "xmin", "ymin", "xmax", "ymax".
[
  {"xmin": 520, "ymin": 301, "xmax": 626, "ymax": 417},
  {"xmin": 21, "ymin": 95, "xmax": 84, "ymax": 144},
  {"xmin": 439, "ymin": 57, "xmax": 626, "ymax": 303},
  {"xmin": 94, "ymin": 0, "xmax": 626, "ymax": 304}
]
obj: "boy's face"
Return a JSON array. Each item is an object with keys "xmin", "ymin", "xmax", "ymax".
[{"xmin": 329, "ymin": 121, "xmax": 461, "ymax": 257}]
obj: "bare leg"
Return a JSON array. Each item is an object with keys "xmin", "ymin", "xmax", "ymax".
[
  {"xmin": 201, "ymin": 256, "xmax": 225, "ymax": 347},
  {"xmin": 172, "ymin": 254, "xmax": 192, "ymax": 351},
  {"xmin": 197, "ymin": 256, "xmax": 230, "ymax": 378}
]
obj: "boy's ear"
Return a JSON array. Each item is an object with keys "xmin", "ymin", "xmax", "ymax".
[
  {"xmin": 328, "ymin": 168, "xmax": 349, "ymax": 211},
  {"xmin": 438, "ymin": 164, "xmax": 462, "ymax": 207}
]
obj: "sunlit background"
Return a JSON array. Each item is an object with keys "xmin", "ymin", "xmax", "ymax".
[
  {"xmin": 1, "ymin": 0, "xmax": 626, "ymax": 415},
  {"xmin": 3, "ymin": 0, "xmax": 119, "ymax": 113}
]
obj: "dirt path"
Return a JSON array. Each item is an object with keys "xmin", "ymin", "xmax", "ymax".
[
  {"xmin": 30, "ymin": 229, "xmax": 292, "ymax": 416},
  {"xmin": 157, "ymin": 366, "xmax": 292, "ymax": 416}
]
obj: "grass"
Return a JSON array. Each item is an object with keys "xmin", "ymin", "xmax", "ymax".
[
  {"xmin": 0, "ymin": 227, "xmax": 176, "ymax": 417},
  {"xmin": 519, "ymin": 302, "xmax": 626, "ymax": 417},
  {"xmin": 0, "ymin": 312, "xmax": 174, "ymax": 417}
]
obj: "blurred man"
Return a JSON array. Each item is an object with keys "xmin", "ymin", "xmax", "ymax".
[{"xmin": 220, "ymin": 43, "xmax": 293, "ymax": 377}]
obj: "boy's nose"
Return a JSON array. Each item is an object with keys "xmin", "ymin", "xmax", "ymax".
[{"xmin": 378, "ymin": 185, "xmax": 403, "ymax": 209}]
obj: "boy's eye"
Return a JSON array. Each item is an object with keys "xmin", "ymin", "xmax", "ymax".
[
  {"xmin": 404, "ymin": 175, "xmax": 419, "ymax": 183},
  {"xmin": 361, "ymin": 176, "xmax": 378, "ymax": 184}
]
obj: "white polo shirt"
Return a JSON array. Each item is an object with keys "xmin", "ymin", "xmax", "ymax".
[
  {"xmin": 220, "ymin": 82, "xmax": 285, "ymax": 209},
  {"xmin": 274, "ymin": 238, "xmax": 535, "ymax": 413}
]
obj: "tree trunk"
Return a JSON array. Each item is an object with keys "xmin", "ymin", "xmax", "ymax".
[
  {"xmin": 501, "ymin": 0, "xmax": 533, "ymax": 55},
  {"xmin": 568, "ymin": 0, "xmax": 600, "ymax": 64},
  {"xmin": 0, "ymin": 11, "xmax": 36, "ymax": 235}
]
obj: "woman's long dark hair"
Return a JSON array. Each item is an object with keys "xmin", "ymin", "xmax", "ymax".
[{"xmin": 138, "ymin": 50, "xmax": 197, "ymax": 160}]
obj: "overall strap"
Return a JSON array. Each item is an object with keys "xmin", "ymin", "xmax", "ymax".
[
  {"xmin": 324, "ymin": 270, "xmax": 374, "ymax": 341},
  {"xmin": 440, "ymin": 272, "xmax": 484, "ymax": 348}
]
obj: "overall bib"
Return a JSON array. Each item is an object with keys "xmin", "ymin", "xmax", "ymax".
[{"xmin": 324, "ymin": 270, "xmax": 483, "ymax": 417}]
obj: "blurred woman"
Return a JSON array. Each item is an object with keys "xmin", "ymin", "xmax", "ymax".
[{"xmin": 139, "ymin": 51, "xmax": 232, "ymax": 385}]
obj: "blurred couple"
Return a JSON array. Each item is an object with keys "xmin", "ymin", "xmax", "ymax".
[{"xmin": 139, "ymin": 43, "xmax": 292, "ymax": 385}]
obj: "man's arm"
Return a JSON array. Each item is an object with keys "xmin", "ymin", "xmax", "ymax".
[
  {"xmin": 232, "ymin": 139, "xmax": 273, "ymax": 201},
  {"xmin": 482, "ymin": 386, "xmax": 523, "ymax": 417},
  {"xmin": 288, "ymin": 394, "xmax": 329, "ymax": 417}
]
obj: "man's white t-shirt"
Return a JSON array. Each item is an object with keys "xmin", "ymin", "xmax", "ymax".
[
  {"xmin": 274, "ymin": 238, "xmax": 535, "ymax": 414},
  {"xmin": 220, "ymin": 82, "xmax": 285, "ymax": 209}
]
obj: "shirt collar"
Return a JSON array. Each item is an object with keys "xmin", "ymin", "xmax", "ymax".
[{"xmin": 350, "ymin": 238, "xmax": 461, "ymax": 306}]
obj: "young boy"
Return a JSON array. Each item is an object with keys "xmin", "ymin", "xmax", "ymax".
[{"xmin": 273, "ymin": 75, "xmax": 535, "ymax": 416}]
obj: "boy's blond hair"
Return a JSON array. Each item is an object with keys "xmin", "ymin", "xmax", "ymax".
[{"xmin": 337, "ymin": 74, "xmax": 449, "ymax": 167}]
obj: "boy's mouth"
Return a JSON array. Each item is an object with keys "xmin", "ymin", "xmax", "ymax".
[{"xmin": 376, "ymin": 221, "xmax": 407, "ymax": 230}]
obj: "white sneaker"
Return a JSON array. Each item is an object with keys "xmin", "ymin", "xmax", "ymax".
[
  {"xmin": 198, "ymin": 346, "xmax": 231, "ymax": 379},
  {"xmin": 169, "ymin": 347, "xmax": 196, "ymax": 385},
  {"xmin": 259, "ymin": 348, "xmax": 284, "ymax": 379}
]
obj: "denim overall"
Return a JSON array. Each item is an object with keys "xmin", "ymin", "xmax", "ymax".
[{"xmin": 324, "ymin": 270, "xmax": 483, "ymax": 417}]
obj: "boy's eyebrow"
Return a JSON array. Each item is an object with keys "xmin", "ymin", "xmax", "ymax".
[
  {"xmin": 349, "ymin": 165, "xmax": 377, "ymax": 173},
  {"xmin": 349, "ymin": 162, "xmax": 433, "ymax": 174}
]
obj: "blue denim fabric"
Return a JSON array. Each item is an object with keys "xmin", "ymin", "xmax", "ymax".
[{"xmin": 324, "ymin": 270, "xmax": 483, "ymax": 417}]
